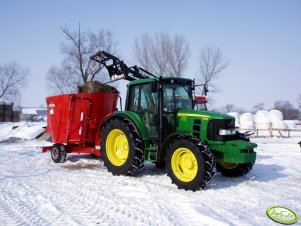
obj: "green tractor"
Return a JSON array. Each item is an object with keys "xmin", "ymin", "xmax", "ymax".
[{"xmin": 90, "ymin": 51, "xmax": 257, "ymax": 191}]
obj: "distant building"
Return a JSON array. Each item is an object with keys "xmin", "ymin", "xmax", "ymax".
[
  {"xmin": 0, "ymin": 100, "xmax": 20, "ymax": 122},
  {"xmin": 20, "ymin": 107, "xmax": 47, "ymax": 121}
]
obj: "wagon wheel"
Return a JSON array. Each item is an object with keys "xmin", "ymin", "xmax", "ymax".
[{"xmin": 50, "ymin": 144, "xmax": 67, "ymax": 163}]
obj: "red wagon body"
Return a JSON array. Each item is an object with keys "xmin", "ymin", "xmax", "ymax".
[{"xmin": 43, "ymin": 92, "xmax": 118, "ymax": 157}]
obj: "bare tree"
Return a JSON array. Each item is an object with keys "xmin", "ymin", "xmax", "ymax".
[
  {"xmin": 0, "ymin": 62, "xmax": 29, "ymax": 104},
  {"xmin": 222, "ymin": 104, "xmax": 246, "ymax": 114},
  {"xmin": 224, "ymin": 104, "xmax": 235, "ymax": 113},
  {"xmin": 133, "ymin": 33, "xmax": 190, "ymax": 77},
  {"xmin": 297, "ymin": 94, "xmax": 301, "ymax": 110},
  {"xmin": 151, "ymin": 33, "xmax": 171, "ymax": 76},
  {"xmin": 168, "ymin": 34, "xmax": 190, "ymax": 77},
  {"xmin": 133, "ymin": 33, "xmax": 155, "ymax": 72},
  {"xmin": 252, "ymin": 102, "xmax": 265, "ymax": 113},
  {"xmin": 197, "ymin": 46, "xmax": 229, "ymax": 95},
  {"xmin": 47, "ymin": 25, "xmax": 117, "ymax": 94},
  {"xmin": 274, "ymin": 100, "xmax": 300, "ymax": 120}
]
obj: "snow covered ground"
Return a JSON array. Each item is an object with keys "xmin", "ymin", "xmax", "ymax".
[{"xmin": 0, "ymin": 122, "xmax": 300, "ymax": 225}]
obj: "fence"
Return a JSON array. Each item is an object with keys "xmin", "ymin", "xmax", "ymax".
[{"xmin": 238, "ymin": 127, "xmax": 301, "ymax": 138}]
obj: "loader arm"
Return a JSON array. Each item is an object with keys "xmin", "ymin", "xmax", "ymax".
[{"xmin": 89, "ymin": 51, "xmax": 156, "ymax": 82}]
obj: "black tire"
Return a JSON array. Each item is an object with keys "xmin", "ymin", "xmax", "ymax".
[
  {"xmin": 166, "ymin": 138, "xmax": 215, "ymax": 191},
  {"xmin": 155, "ymin": 160, "xmax": 165, "ymax": 169},
  {"xmin": 101, "ymin": 118, "xmax": 144, "ymax": 176},
  {"xmin": 51, "ymin": 144, "xmax": 67, "ymax": 163},
  {"xmin": 216, "ymin": 161, "xmax": 254, "ymax": 177}
]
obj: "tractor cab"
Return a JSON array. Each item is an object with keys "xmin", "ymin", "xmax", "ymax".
[{"xmin": 126, "ymin": 77, "xmax": 194, "ymax": 139}]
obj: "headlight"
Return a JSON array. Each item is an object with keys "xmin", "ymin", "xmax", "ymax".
[{"xmin": 219, "ymin": 129, "xmax": 236, "ymax": 136}]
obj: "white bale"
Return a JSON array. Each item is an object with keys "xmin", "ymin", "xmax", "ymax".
[
  {"xmin": 254, "ymin": 110, "xmax": 269, "ymax": 124},
  {"xmin": 284, "ymin": 120, "xmax": 296, "ymax": 129},
  {"xmin": 227, "ymin": 112, "xmax": 240, "ymax": 127},
  {"xmin": 240, "ymin": 113, "xmax": 253, "ymax": 124},
  {"xmin": 272, "ymin": 121, "xmax": 287, "ymax": 129},
  {"xmin": 240, "ymin": 112, "xmax": 254, "ymax": 130},
  {"xmin": 239, "ymin": 123, "xmax": 254, "ymax": 130},
  {"xmin": 269, "ymin": 110, "xmax": 283, "ymax": 122},
  {"xmin": 255, "ymin": 122, "xmax": 270, "ymax": 130}
]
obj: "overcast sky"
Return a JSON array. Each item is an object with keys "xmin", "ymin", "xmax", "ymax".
[{"xmin": 0, "ymin": 0, "xmax": 300, "ymax": 111}]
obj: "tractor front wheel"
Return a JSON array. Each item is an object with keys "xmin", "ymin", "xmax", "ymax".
[
  {"xmin": 216, "ymin": 160, "xmax": 254, "ymax": 177},
  {"xmin": 50, "ymin": 144, "xmax": 67, "ymax": 163},
  {"xmin": 101, "ymin": 118, "xmax": 144, "ymax": 176},
  {"xmin": 166, "ymin": 138, "xmax": 215, "ymax": 191}
]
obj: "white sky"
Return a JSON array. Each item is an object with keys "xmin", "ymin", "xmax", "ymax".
[{"xmin": 0, "ymin": 0, "xmax": 300, "ymax": 111}]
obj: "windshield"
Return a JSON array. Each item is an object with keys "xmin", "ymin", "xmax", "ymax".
[{"xmin": 163, "ymin": 82, "xmax": 193, "ymax": 112}]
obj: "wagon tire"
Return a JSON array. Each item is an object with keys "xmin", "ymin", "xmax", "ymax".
[
  {"xmin": 101, "ymin": 118, "xmax": 144, "ymax": 176},
  {"xmin": 51, "ymin": 144, "xmax": 67, "ymax": 163}
]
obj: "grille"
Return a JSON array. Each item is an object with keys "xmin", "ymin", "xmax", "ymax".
[
  {"xmin": 192, "ymin": 119, "xmax": 201, "ymax": 138},
  {"xmin": 207, "ymin": 119, "xmax": 235, "ymax": 141}
]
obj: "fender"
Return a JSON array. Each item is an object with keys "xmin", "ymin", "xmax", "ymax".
[
  {"xmin": 101, "ymin": 111, "xmax": 149, "ymax": 143},
  {"xmin": 157, "ymin": 131, "xmax": 192, "ymax": 163}
]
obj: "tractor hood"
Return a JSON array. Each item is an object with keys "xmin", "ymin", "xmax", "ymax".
[{"xmin": 177, "ymin": 109, "xmax": 234, "ymax": 121}]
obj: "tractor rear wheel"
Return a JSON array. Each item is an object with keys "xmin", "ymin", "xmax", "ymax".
[
  {"xmin": 51, "ymin": 144, "xmax": 67, "ymax": 163},
  {"xmin": 216, "ymin": 160, "xmax": 254, "ymax": 177},
  {"xmin": 101, "ymin": 118, "xmax": 144, "ymax": 176},
  {"xmin": 166, "ymin": 138, "xmax": 215, "ymax": 191}
]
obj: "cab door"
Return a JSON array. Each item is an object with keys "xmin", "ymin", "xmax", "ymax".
[{"xmin": 127, "ymin": 83, "xmax": 158, "ymax": 139}]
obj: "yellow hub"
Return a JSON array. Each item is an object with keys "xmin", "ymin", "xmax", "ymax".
[
  {"xmin": 106, "ymin": 129, "xmax": 129, "ymax": 166},
  {"xmin": 171, "ymin": 148, "xmax": 198, "ymax": 182},
  {"xmin": 219, "ymin": 160, "xmax": 239, "ymax": 169}
]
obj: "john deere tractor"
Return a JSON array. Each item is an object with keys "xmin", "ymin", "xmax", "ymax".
[{"xmin": 90, "ymin": 51, "xmax": 257, "ymax": 191}]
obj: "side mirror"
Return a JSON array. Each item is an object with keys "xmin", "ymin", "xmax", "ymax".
[{"xmin": 151, "ymin": 82, "xmax": 158, "ymax": 93}]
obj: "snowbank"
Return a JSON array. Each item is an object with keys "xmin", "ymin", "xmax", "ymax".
[{"xmin": 0, "ymin": 122, "xmax": 46, "ymax": 141}]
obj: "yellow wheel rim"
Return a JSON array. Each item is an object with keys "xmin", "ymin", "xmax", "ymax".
[
  {"xmin": 106, "ymin": 129, "xmax": 129, "ymax": 166},
  {"xmin": 171, "ymin": 148, "xmax": 198, "ymax": 182},
  {"xmin": 219, "ymin": 160, "xmax": 238, "ymax": 169}
]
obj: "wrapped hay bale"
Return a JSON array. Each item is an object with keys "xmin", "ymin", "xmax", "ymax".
[
  {"xmin": 284, "ymin": 120, "xmax": 296, "ymax": 129},
  {"xmin": 254, "ymin": 110, "xmax": 269, "ymax": 124},
  {"xmin": 269, "ymin": 110, "xmax": 286, "ymax": 129},
  {"xmin": 272, "ymin": 121, "xmax": 287, "ymax": 129},
  {"xmin": 239, "ymin": 113, "xmax": 254, "ymax": 130},
  {"xmin": 227, "ymin": 112, "xmax": 240, "ymax": 128},
  {"xmin": 79, "ymin": 81, "xmax": 119, "ymax": 94},
  {"xmin": 254, "ymin": 110, "xmax": 270, "ymax": 130},
  {"xmin": 269, "ymin": 110, "xmax": 283, "ymax": 123}
]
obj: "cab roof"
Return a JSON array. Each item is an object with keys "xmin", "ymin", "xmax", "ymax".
[{"xmin": 127, "ymin": 76, "xmax": 193, "ymax": 87}]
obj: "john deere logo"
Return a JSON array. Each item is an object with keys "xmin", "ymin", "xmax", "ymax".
[{"xmin": 266, "ymin": 206, "xmax": 299, "ymax": 225}]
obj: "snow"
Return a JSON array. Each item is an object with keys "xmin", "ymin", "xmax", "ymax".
[
  {"xmin": 0, "ymin": 123, "xmax": 301, "ymax": 225},
  {"xmin": 0, "ymin": 122, "xmax": 46, "ymax": 141}
]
